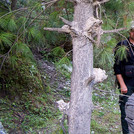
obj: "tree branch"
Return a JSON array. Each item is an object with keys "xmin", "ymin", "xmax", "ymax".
[
  {"xmin": 42, "ymin": 0, "xmax": 74, "ymax": 3},
  {"xmin": 93, "ymin": 0, "xmax": 110, "ymax": 6},
  {"xmin": 28, "ymin": 0, "xmax": 57, "ymax": 27},
  {"xmin": 0, "ymin": 33, "xmax": 21, "ymax": 70},
  {"xmin": 0, "ymin": 8, "xmax": 28, "ymax": 19},
  {"xmin": 86, "ymin": 35, "xmax": 97, "ymax": 44},
  {"xmin": 60, "ymin": 113, "xmax": 67, "ymax": 134},
  {"xmin": 44, "ymin": 27, "xmax": 70, "ymax": 33},
  {"xmin": 59, "ymin": 16, "xmax": 72, "ymax": 26},
  {"xmin": 65, "ymin": 0, "xmax": 75, "ymax": 3},
  {"xmin": 94, "ymin": 87, "xmax": 130, "ymax": 97},
  {"xmin": 0, "ymin": 56, "xmax": 7, "ymax": 70},
  {"xmin": 103, "ymin": 28, "xmax": 126, "ymax": 34},
  {"xmin": 11, "ymin": 0, "xmax": 17, "ymax": 10},
  {"xmin": 42, "ymin": 0, "xmax": 58, "ymax": 5}
]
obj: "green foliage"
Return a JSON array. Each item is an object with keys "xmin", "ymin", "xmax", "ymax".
[
  {"xmin": 104, "ymin": 0, "xmax": 123, "ymax": 18},
  {"xmin": 52, "ymin": 46, "xmax": 65, "ymax": 59},
  {"xmin": 128, "ymin": 1, "xmax": 134, "ymax": 11},
  {"xmin": 56, "ymin": 56, "xmax": 70, "ymax": 66},
  {"xmin": 8, "ymin": 17, "xmax": 17, "ymax": 32},
  {"xmin": 9, "ymin": 55, "xmax": 18, "ymax": 68},
  {"xmin": 115, "ymin": 45, "xmax": 128, "ymax": 61},
  {"xmin": 43, "ymin": 46, "xmax": 72, "ymax": 78},
  {"xmin": 0, "ymin": 0, "xmax": 47, "ymax": 110},
  {"xmin": 42, "ymin": 46, "xmax": 70, "ymax": 63},
  {"xmin": 0, "ymin": 32, "xmax": 14, "ymax": 51},
  {"xmin": 43, "ymin": 0, "xmax": 73, "ymax": 46},
  {"xmin": 92, "ymin": 83, "xmax": 121, "ymax": 133},
  {"xmin": 27, "ymin": 27, "xmax": 45, "ymax": 44},
  {"xmin": 0, "ymin": 17, "xmax": 8, "ymax": 29},
  {"xmin": 97, "ymin": 47, "xmax": 113, "ymax": 66},
  {"xmin": 91, "ymin": 119, "xmax": 109, "ymax": 133},
  {"xmin": 1, "ymin": 0, "xmax": 131, "ymax": 133},
  {"xmin": 15, "ymin": 43, "xmax": 34, "ymax": 60},
  {"xmin": 0, "ymin": 95, "xmax": 61, "ymax": 133},
  {"xmin": 94, "ymin": 37, "xmax": 116, "ymax": 70},
  {"xmin": 0, "ymin": 57, "xmax": 43, "ymax": 99}
]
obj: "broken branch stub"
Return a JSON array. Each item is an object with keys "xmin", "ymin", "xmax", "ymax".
[
  {"xmin": 84, "ymin": 68, "xmax": 108, "ymax": 87},
  {"xmin": 59, "ymin": 16, "xmax": 72, "ymax": 26},
  {"xmin": 43, "ymin": 26, "xmax": 71, "ymax": 33},
  {"xmin": 93, "ymin": 68, "xmax": 108, "ymax": 84},
  {"xmin": 56, "ymin": 99, "xmax": 70, "ymax": 113}
]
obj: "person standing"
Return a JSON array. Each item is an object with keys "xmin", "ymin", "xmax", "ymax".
[{"xmin": 114, "ymin": 25, "xmax": 134, "ymax": 134}]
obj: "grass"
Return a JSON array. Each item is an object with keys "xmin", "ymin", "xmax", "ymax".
[
  {"xmin": 0, "ymin": 83, "xmax": 122, "ymax": 134},
  {"xmin": 0, "ymin": 90, "xmax": 63, "ymax": 133},
  {"xmin": 91, "ymin": 88, "xmax": 121, "ymax": 134}
]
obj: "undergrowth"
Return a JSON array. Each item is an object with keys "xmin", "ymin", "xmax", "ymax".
[
  {"xmin": 91, "ymin": 82, "xmax": 121, "ymax": 134},
  {"xmin": 0, "ymin": 56, "xmax": 122, "ymax": 134},
  {"xmin": 0, "ymin": 94, "xmax": 61, "ymax": 133}
]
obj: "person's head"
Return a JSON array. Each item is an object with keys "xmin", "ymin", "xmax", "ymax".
[{"xmin": 129, "ymin": 26, "xmax": 134, "ymax": 41}]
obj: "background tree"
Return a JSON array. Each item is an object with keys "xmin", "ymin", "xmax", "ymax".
[{"xmin": 11, "ymin": 0, "xmax": 17, "ymax": 10}]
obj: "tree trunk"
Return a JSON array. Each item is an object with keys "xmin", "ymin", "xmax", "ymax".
[
  {"xmin": 11, "ymin": 0, "xmax": 17, "ymax": 10},
  {"xmin": 69, "ymin": 2, "xmax": 94, "ymax": 134},
  {"xmin": 43, "ymin": 0, "xmax": 122, "ymax": 133}
]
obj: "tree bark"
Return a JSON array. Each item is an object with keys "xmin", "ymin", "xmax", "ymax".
[
  {"xmin": 69, "ymin": 2, "xmax": 94, "ymax": 134},
  {"xmin": 11, "ymin": 0, "xmax": 17, "ymax": 10}
]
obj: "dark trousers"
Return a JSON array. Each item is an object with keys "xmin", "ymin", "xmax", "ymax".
[{"xmin": 119, "ymin": 86, "xmax": 134, "ymax": 134}]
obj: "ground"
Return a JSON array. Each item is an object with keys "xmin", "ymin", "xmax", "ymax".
[{"xmin": 0, "ymin": 52, "xmax": 121, "ymax": 134}]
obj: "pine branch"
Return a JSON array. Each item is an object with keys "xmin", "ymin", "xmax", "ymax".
[
  {"xmin": 116, "ymin": 32, "xmax": 134, "ymax": 56},
  {"xmin": 64, "ymin": 2, "xmax": 70, "ymax": 20},
  {"xmin": 0, "ymin": 8, "xmax": 28, "ymax": 19},
  {"xmin": 0, "ymin": 31, "xmax": 22, "ymax": 70},
  {"xmin": 28, "ymin": 10, "xmax": 45, "ymax": 27},
  {"xmin": 0, "ymin": 0, "xmax": 58, "ymax": 70},
  {"xmin": 0, "ymin": 55, "xmax": 7, "ymax": 70},
  {"xmin": 28, "ymin": 0, "xmax": 58, "ymax": 27},
  {"xmin": 16, "ymin": 5, "xmax": 38, "ymax": 38}
]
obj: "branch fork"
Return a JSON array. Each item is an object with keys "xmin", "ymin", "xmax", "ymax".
[{"xmin": 44, "ymin": 14, "xmax": 125, "ymax": 46}]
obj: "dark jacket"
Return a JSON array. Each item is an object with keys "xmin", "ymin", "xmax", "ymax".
[{"xmin": 114, "ymin": 38, "xmax": 134, "ymax": 87}]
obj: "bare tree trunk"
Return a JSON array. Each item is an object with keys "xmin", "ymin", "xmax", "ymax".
[
  {"xmin": 69, "ymin": 2, "xmax": 94, "ymax": 134},
  {"xmin": 44, "ymin": 1, "xmax": 123, "ymax": 133},
  {"xmin": 11, "ymin": 0, "xmax": 17, "ymax": 10}
]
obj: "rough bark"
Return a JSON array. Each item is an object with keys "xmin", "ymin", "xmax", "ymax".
[{"xmin": 68, "ymin": 3, "xmax": 94, "ymax": 134}]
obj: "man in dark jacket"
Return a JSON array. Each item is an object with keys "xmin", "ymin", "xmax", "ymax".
[{"xmin": 114, "ymin": 26, "xmax": 134, "ymax": 134}]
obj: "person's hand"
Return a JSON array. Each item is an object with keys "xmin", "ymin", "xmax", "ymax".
[
  {"xmin": 116, "ymin": 74, "xmax": 128, "ymax": 94},
  {"xmin": 121, "ymin": 86, "xmax": 128, "ymax": 94}
]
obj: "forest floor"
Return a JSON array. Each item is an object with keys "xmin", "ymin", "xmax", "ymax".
[
  {"xmin": 0, "ymin": 52, "xmax": 122, "ymax": 134},
  {"xmin": 34, "ymin": 52, "xmax": 122, "ymax": 134}
]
